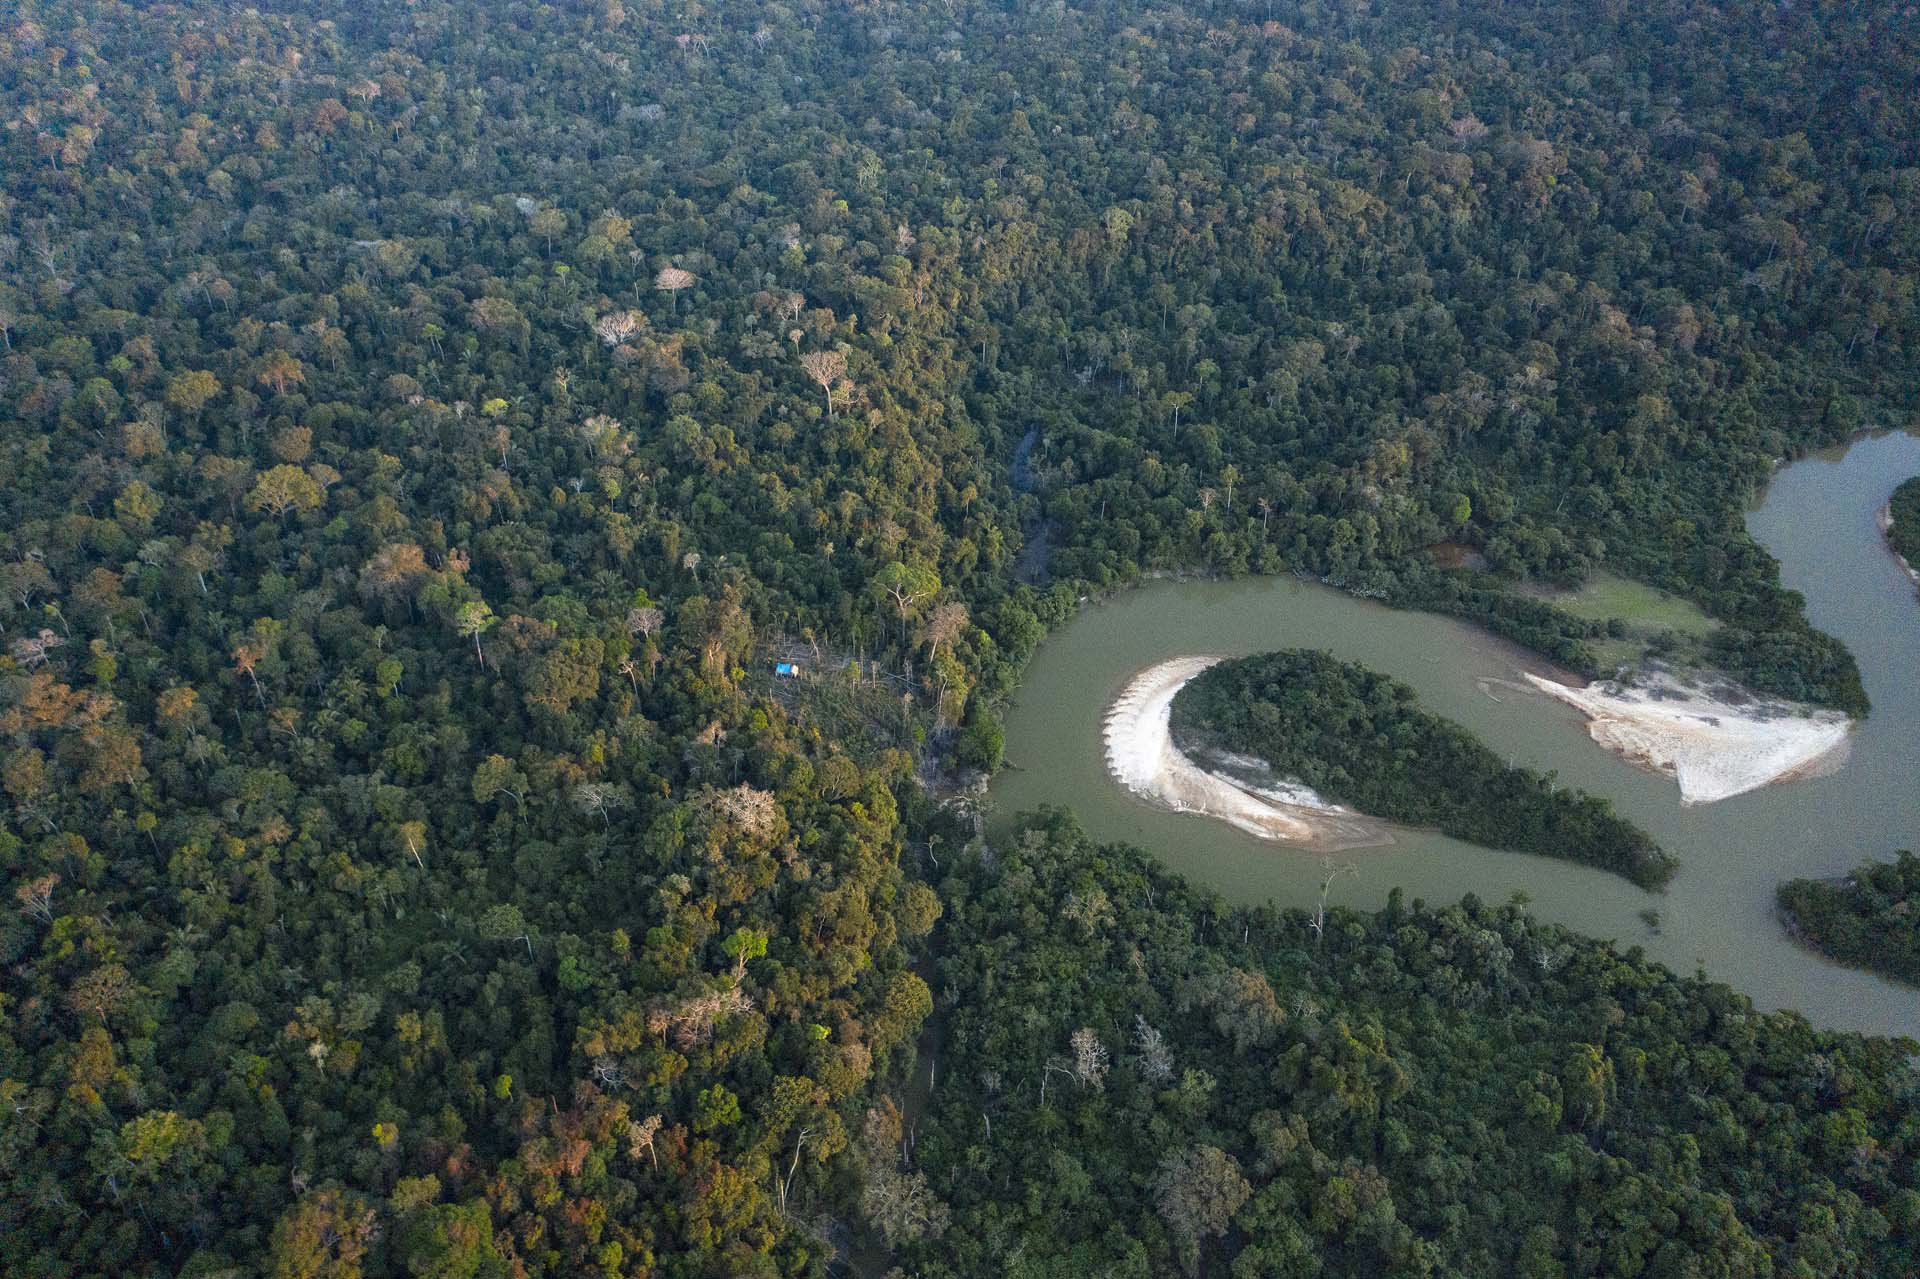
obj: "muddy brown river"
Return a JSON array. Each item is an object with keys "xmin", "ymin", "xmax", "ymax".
[{"xmin": 991, "ymin": 431, "xmax": 1920, "ymax": 1037}]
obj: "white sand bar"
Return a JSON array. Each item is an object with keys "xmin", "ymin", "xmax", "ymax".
[
  {"xmin": 1524, "ymin": 669, "xmax": 1851, "ymax": 804},
  {"xmin": 1102, "ymin": 656, "xmax": 1390, "ymax": 850}
]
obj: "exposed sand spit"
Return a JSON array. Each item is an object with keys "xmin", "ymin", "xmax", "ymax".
[
  {"xmin": 1524, "ymin": 669, "xmax": 1851, "ymax": 805},
  {"xmin": 1102, "ymin": 657, "xmax": 1391, "ymax": 850}
]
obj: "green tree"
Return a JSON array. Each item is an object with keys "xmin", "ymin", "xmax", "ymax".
[{"xmin": 874, "ymin": 562, "xmax": 941, "ymax": 645}]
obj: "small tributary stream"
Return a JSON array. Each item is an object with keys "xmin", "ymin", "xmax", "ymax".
[{"xmin": 990, "ymin": 431, "xmax": 1920, "ymax": 1038}]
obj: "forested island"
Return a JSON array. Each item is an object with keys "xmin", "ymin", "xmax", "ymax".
[
  {"xmin": 2, "ymin": 0, "xmax": 1916, "ymax": 1273},
  {"xmin": 913, "ymin": 813, "xmax": 1920, "ymax": 1277},
  {"xmin": 1779, "ymin": 852, "xmax": 1920, "ymax": 985},
  {"xmin": 1887, "ymin": 477, "xmax": 1920, "ymax": 585},
  {"xmin": 1171, "ymin": 651, "xmax": 1676, "ymax": 888}
]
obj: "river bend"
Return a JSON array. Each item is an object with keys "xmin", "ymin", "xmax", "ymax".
[{"xmin": 991, "ymin": 432, "xmax": 1920, "ymax": 1037}]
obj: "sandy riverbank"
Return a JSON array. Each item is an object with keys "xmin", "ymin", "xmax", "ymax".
[
  {"xmin": 1879, "ymin": 504, "xmax": 1920, "ymax": 590},
  {"xmin": 1523, "ymin": 669, "xmax": 1851, "ymax": 805},
  {"xmin": 1102, "ymin": 656, "xmax": 1391, "ymax": 850}
]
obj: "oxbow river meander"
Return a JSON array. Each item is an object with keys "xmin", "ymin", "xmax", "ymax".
[{"xmin": 991, "ymin": 430, "xmax": 1920, "ymax": 1038}]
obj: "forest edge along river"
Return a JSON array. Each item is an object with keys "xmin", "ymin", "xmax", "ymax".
[{"xmin": 991, "ymin": 430, "xmax": 1920, "ymax": 1039}]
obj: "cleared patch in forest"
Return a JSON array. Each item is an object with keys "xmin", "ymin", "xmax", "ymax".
[
  {"xmin": 757, "ymin": 639, "xmax": 928, "ymax": 765},
  {"xmin": 1535, "ymin": 571, "xmax": 1719, "ymax": 636}
]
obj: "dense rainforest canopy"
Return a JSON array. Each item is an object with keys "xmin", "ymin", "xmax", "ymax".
[
  {"xmin": 1, "ymin": 0, "xmax": 1916, "ymax": 1274},
  {"xmin": 1170, "ymin": 650, "xmax": 1675, "ymax": 888},
  {"xmin": 915, "ymin": 812, "xmax": 1920, "ymax": 1278}
]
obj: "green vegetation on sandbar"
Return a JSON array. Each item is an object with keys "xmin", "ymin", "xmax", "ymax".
[
  {"xmin": 1779, "ymin": 851, "xmax": 1920, "ymax": 985},
  {"xmin": 910, "ymin": 813, "xmax": 1920, "ymax": 1278},
  {"xmin": 1172, "ymin": 651, "xmax": 1677, "ymax": 889}
]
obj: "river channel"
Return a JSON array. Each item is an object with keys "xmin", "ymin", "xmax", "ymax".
[{"xmin": 990, "ymin": 431, "xmax": 1920, "ymax": 1038}]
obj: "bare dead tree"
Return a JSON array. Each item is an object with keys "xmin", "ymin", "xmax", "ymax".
[
  {"xmin": 1070, "ymin": 1027, "xmax": 1110, "ymax": 1089},
  {"xmin": 10, "ymin": 628, "xmax": 63, "ymax": 669},
  {"xmin": 593, "ymin": 309, "xmax": 646, "ymax": 347},
  {"xmin": 15, "ymin": 873, "xmax": 60, "ymax": 923},
  {"xmin": 924, "ymin": 601, "xmax": 969, "ymax": 658},
  {"xmin": 798, "ymin": 350, "xmax": 847, "ymax": 417},
  {"xmin": 572, "ymin": 782, "xmax": 626, "ymax": 829},
  {"xmin": 780, "ymin": 1124, "xmax": 816, "ymax": 1214},
  {"xmin": 1133, "ymin": 1015, "xmax": 1174, "ymax": 1082},
  {"xmin": 1310, "ymin": 856, "xmax": 1358, "ymax": 948},
  {"xmin": 627, "ymin": 1115, "xmax": 661, "ymax": 1169},
  {"xmin": 655, "ymin": 266, "xmax": 697, "ymax": 313}
]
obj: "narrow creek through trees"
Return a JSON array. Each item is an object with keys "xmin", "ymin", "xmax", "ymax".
[{"xmin": 991, "ymin": 430, "xmax": 1920, "ymax": 1038}]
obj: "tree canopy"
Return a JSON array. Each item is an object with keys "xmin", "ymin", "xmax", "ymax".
[
  {"xmin": 1778, "ymin": 852, "xmax": 1920, "ymax": 986},
  {"xmin": 913, "ymin": 813, "xmax": 1920, "ymax": 1277},
  {"xmin": 1, "ymin": 0, "xmax": 1915, "ymax": 1273}
]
